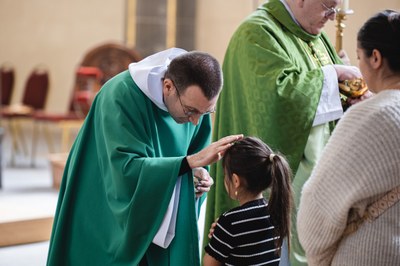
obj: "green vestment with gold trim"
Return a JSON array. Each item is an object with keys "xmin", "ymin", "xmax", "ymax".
[{"xmin": 204, "ymin": 1, "xmax": 342, "ymax": 265}]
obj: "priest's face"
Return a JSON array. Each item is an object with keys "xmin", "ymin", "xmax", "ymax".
[
  {"xmin": 295, "ymin": 0, "xmax": 339, "ymax": 35},
  {"xmin": 163, "ymin": 79, "xmax": 218, "ymax": 125}
]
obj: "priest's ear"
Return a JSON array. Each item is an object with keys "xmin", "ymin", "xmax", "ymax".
[{"xmin": 163, "ymin": 78, "xmax": 175, "ymax": 95}]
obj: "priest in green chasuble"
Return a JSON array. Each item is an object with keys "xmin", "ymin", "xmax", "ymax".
[
  {"xmin": 203, "ymin": 0, "xmax": 365, "ymax": 265},
  {"xmin": 47, "ymin": 48, "xmax": 242, "ymax": 266}
]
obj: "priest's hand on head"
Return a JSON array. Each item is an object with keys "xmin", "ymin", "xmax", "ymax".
[
  {"xmin": 186, "ymin": 134, "xmax": 243, "ymax": 169},
  {"xmin": 193, "ymin": 167, "xmax": 214, "ymax": 198}
]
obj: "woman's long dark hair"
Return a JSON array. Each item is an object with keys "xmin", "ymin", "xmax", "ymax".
[
  {"xmin": 222, "ymin": 136, "xmax": 293, "ymax": 252},
  {"xmin": 357, "ymin": 9, "xmax": 400, "ymax": 72}
]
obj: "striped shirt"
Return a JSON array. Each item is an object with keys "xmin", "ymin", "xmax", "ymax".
[{"xmin": 205, "ymin": 198, "xmax": 280, "ymax": 265}]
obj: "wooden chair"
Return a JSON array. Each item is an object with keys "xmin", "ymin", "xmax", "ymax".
[
  {"xmin": 32, "ymin": 66, "xmax": 103, "ymax": 157},
  {"xmin": 80, "ymin": 42, "xmax": 141, "ymax": 85},
  {"xmin": 32, "ymin": 43, "xmax": 141, "ymax": 158},
  {"xmin": 0, "ymin": 63, "xmax": 14, "ymax": 186},
  {"xmin": 0, "ymin": 63, "xmax": 15, "ymax": 107},
  {"xmin": 1, "ymin": 65, "xmax": 49, "ymax": 165}
]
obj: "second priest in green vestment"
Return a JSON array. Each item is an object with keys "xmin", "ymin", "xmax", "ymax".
[{"xmin": 204, "ymin": 1, "xmax": 345, "ymax": 265}]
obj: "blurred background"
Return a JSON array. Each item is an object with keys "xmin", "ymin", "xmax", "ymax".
[
  {"xmin": 1, "ymin": 0, "xmax": 399, "ymax": 265},
  {"xmin": 2, "ymin": 0, "xmax": 400, "ymax": 113}
]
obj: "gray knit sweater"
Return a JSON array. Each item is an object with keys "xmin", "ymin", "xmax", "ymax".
[{"xmin": 297, "ymin": 90, "xmax": 400, "ymax": 266}]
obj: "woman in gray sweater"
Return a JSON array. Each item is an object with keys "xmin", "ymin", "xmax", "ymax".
[{"xmin": 297, "ymin": 10, "xmax": 400, "ymax": 266}]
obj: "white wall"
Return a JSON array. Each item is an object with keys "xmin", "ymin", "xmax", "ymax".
[
  {"xmin": 195, "ymin": 0, "xmax": 259, "ymax": 63},
  {"xmin": 0, "ymin": 0, "xmax": 125, "ymax": 112}
]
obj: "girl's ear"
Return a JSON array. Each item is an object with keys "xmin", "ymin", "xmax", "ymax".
[{"xmin": 232, "ymin": 173, "xmax": 241, "ymax": 189}]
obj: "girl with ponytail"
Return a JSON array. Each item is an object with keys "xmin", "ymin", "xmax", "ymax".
[{"xmin": 204, "ymin": 136, "xmax": 293, "ymax": 266}]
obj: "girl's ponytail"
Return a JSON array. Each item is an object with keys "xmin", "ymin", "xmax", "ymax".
[{"xmin": 268, "ymin": 153, "xmax": 293, "ymax": 252}]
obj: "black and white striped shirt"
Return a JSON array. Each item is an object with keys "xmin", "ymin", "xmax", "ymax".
[{"xmin": 205, "ymin": 198, "xmax": 280, "ymax": 266}]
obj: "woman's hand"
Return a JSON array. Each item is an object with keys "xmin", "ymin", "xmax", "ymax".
[
  {"xmin": 187, "ymin": 134, "xmax": 243, "ymax": 169},
  {"xmin": 346, "ymin": 90, "xmax": 374, "ymax": 106}
]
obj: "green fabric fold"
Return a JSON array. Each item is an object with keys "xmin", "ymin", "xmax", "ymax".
[{"xmin": 48, "ymin": 70, "xmax": 210, "ymax": 266}]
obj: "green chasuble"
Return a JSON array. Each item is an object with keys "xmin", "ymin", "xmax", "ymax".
[
  {"xmin": 203, "ymin": 1, "xmax": 342, "ymax": 265},
  {"xmin": 47, "ymin": 70, "xmax": 210, "ymax": 266}
]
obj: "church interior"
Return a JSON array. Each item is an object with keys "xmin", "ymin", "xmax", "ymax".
[{"xmin": 1, "ymin": 0, "xmax": 399, "ymax": 264}]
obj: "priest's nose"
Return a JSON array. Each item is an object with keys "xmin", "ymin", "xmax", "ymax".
[{"xmin": 189, "ymin": 115, "xmax": 200, "ymax": 126}]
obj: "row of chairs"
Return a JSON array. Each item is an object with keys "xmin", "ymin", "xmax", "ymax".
[
  {"xmin": 1, "ymin": 42, "xmax": 142, "ymax": 167},
  {"xmin": 1, "ymin": 64, "xmax": 50, "ymax": 166},
  {"xmin": 1, "ymin": 64, "xmax": 100, "ymax": 166}
]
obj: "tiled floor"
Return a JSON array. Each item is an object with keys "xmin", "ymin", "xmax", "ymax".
[
  {"xmin": 0, "ymin": 122, "xmax": 66, "ymax": 265},
  {"xmin": 0, "ymin": 241, "xmax": 49, "ymax": 266},
  {"xmin": 0, "ymin": 158, "xmax": 56, "ymax": 266}
]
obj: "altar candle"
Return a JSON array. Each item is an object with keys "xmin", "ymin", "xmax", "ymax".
[{"xmin": 341, "ymin": 0, "xmax": 349, "ymax": 10}]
